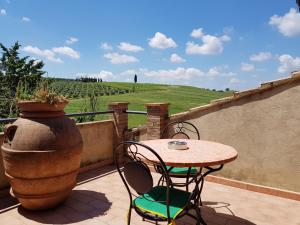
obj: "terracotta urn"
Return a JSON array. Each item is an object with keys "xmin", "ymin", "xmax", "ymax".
[{"xmin": 1, "ymin": 101, "xmax": 83, "ymax": 210}]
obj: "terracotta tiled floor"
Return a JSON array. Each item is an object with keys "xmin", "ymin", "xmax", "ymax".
[{"xmin": 0, "ymin": 165, "xmax": 299, "ymax": 225}]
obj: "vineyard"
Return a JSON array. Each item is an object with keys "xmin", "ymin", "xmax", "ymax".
[{"xmin": 49, "ymin": 81, "xmax": 130, "ymax": 99}]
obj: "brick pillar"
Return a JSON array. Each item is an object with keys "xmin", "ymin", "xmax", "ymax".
[
  {"xmin": 146, "ymin": 103, "xmax": 169, "ymax": 140},
  {"xmin": 108, "ymin": 102, "xmax": 129, "ymax": 145}
]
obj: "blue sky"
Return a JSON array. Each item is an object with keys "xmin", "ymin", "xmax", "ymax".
[{"xmin": 1, "ymin": 0, "xmax": 300, "ymax": 90}]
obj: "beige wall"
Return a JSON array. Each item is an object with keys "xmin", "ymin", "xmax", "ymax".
[
  {"xmin": 186, "ymin": 81, "xmax": 300, "ymax": 192},
  {"xmin": 77, "ymin": 120, "xmax": 115, "ymax": 166},
  {"xmin": 0, "ymin": 134, "xmax": 9, "ymax": 189},
  {"xmin": 0, "ymin": 119, "xmax": 116, "ymax": 190}
]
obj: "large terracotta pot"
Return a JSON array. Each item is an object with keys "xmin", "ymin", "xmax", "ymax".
[{"xmin": 1, "ymin": 101, "xmax": 83, "ymax": 210}]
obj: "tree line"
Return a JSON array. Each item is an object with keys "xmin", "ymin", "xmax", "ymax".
[{"xmin": 75, "ymin": 76, "xmax": 103, "ymax": 83}]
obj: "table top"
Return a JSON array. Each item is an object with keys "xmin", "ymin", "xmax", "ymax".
[{"xmin": 138, "ymin": 139, "xmax": 238, "ymax": 167}]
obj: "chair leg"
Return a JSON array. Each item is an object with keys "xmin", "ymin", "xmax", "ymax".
[
  {"xmin": 127, "ymin": 207, "xmax": 132, "ymax": 225},
  {"xmin": 199, "ymin": 196, "xmax": 203, "ymax": 206},
  {"xmin": 195, "ymin": 207, "xmax": 207, "ymax": 225}
]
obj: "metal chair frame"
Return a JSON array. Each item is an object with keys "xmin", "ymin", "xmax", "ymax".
[
  {"xmin": 114, "ymin": 141, "xmax": 208, "ymax": 225},
  {"xmin": 161, "ymin": 121, "xmax": 201, "ymax": 192},
  {"xmin": 160, "ymin": 121, "xmax": 223, "ymax": 206},
  {"xmin": 162, "ymin": 121, "xmax": 200, "ymax": 140}
]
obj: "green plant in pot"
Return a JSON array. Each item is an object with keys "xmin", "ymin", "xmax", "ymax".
[{"xmin": 1, "ymin": 80, "xmax": 83, "ymax": 210}]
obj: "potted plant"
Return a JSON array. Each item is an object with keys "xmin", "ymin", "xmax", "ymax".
[{"xmin": 1, "ymin": 81, "xmax": 83, "ymax": 210}]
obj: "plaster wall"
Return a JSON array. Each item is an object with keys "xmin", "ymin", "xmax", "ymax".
[
  {"xmin": 187, "ymin": 81, "xmax": 300, "ymax": 192},
  {"xmin": 0, "ymin": 134, "xmax": 9, "ymax": 189},
  {"xmin": 77, "ymin": 120, "xmax": 115, "ymax": 166}
]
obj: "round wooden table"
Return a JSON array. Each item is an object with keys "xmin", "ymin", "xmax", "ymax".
[{"xmin": 139, "ymin": 139, "xmax": 238, "ymax": 167}]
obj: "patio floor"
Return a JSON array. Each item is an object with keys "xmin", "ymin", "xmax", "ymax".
[{"xmin": 0, "ymin": 165, "xmax": 299, "ymax": 225}]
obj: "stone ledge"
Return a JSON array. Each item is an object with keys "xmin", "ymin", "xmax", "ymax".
[{"xmin": 206, "ymin": 175, "xmax": 300, "ymax": 201}]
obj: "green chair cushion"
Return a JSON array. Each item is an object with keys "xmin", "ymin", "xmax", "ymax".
[
  {"xmin": 166, "ymin": 166, "xmax": 197, "ymax": 175},
  {"xmin": 133, "ymin": 186, "xmax": 191, "ymax": 219}
]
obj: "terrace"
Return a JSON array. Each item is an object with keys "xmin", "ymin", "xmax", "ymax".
[
  {"xmin": 0, "ymin": 165, "xmax": 299, "ymax": 225},
  {"xmin": 0, "ymin": 72, "xmax": 300, "ymax": 225}
]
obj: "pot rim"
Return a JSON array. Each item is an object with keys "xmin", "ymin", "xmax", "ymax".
[{"xmin": 17, "ymin": 101, "xmax": 68, "ymax": 112}]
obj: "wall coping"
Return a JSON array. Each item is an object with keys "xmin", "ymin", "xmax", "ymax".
[
  {"xmin": 170, "ymin": 71, "xmax": 300, "ymax": 121},
  {"xmin": 76, "ymin": 119, "xmax": 114, "ymax": 126},
  {"xmin": 145, "ymin": 103, "xmax": 169, "ymax": 106}
]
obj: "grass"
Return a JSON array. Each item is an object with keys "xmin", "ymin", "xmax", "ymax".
[{"xmin": 65, "ymin": 82, "xmax": 232, "ymax": 128}]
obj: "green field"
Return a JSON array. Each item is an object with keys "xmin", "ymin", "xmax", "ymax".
[{"xmin": 64, "ymin": 82, "xmax": 232, "ymax": 128}]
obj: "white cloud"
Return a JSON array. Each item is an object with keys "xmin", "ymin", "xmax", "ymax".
[
  {"xmin": 101, "ymin": 42, "xmax": 113, "ymax": 51},
  {"xmin": 269, "ymin": 8, "xmax": 300, "ymax": 37},
  {"xmin": 223, "ymin": 26, "xmax": 234, "ymax": 35},
  {"xmin": 0, "ymin": 9, "xmax": 6, "ymax": 15},
  {"xmin": 144, "ymin": 67, "xmax": 204, "ymax": 80},
  {"xmin": 118, "ymin": 42, "xmax": 144, "ymax": 52},
  {"xmin": 229, "ymin": 78, "xmax": 241, "ymax": 84},
  {"xmin": 52, "ymin": 46, "xmax": 80, "ymax": 59},
  {"xmin": 148, "ymin": 32, "xmax": 177, "ymax": 49},
  {"xmin": 241, "ymin": 63, "xmax": 255, "ymax": 72},
  {"xmin": 21, "ymin": 17, "xmax": 30, "ymax": 22},
  {"xmin": 22, "ymin": 46, "xmax": 63, "ymax": 63},
  {"xmin": 22, "ymin": 45, "xmax": 80, "ymax": 63},
  {"xmin": 207, "ymin": 67, "xmax": 220, "ymax": 77},
  {"xmin": 119, "ymin": 68, "xmax": 148, "ymax": 77},
  {"xmin": 190, "ymin": 28, "xmax": 204, "ymax": 39},
  {"xmin": 76, "ymin": 71, "xmax": 114, "ymax": 80},
  {"xmin": 250, "ymin": 52, "xmax": 272, "ymax": 62},
  {"xmin": 98, "ymin": 70, "xmax": 114, "ymax": 79},
  {"xmin": 170, "ymin": 53, "xmax": 185, "ymax": 63},
  {"xmin": 186, "ymin": 28, "xmax": 231, "ymax": 55},
  {"xmin": 120, "ymin": 69, "xmax": 137, "ymax": 77},
  {"xmin": 207, "ymin": 65, "xmax": 236, "ymax": 77},
  {"xmin": 104, "ymin": 52, "xmax": 138, "ymax": 64},
  {"xmin": 65, "ymin": 37, "xmax": 78, "ymax": 45},
  {"xmin": 186, "ymin": 36, "xmax": 221, "ymax": 55},
  {"xmin": 277, "ymin": 54, "xmax": 300, "ymax": 73},
  {"xmin": 220, "ymin": 35, "xmax": 231, "ymax": 42}
]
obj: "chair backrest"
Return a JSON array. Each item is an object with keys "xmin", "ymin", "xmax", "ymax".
[
  {"xmin": 114, "ymin": 141, "xmax": 172, "ymax": 196},
  {"xmin": 162, "ymin": 121, "xmax": 200, "ymax": 140}
]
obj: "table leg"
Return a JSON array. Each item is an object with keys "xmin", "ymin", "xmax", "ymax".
[
  {"xmin": 196, "ymin": 165, "xmax": 224, "ymax": 204},
  {"xmin": 189, "ymin": 164, "xmax": 224, "ymax": 224}
]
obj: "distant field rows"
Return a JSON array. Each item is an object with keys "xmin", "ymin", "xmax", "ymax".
[{"xmin": 60, "ymin": 82, "xmax": 231, "ymax": 127}]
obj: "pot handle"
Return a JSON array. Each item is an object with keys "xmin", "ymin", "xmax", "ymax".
[{"xmin": 3, "ymin": 124, "xmax": 18, "ymax": 145}]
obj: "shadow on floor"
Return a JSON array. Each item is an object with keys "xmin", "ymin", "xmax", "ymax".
[
  {"xmin": 0, "ymin": 194, "xmax": 19, "ymax": 213},
  {"xmin": 77, "ymin": 164, "xmax": 117, "ymax": 185},
  {"xmin": 175, "ymin": 202, "xmax": 256, "ymax": 225},
  {"xmin": 18, "ymin": 189, "xmax": 112, "ymax": 224},
  {"xmin": 0, "ymin": 166, "xmax": 116, "ymax": 215}
]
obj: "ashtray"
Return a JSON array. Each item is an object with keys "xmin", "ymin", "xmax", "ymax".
[{"xmin": 168, "ymin": 141, "xmax": 188, "ymax": 150}]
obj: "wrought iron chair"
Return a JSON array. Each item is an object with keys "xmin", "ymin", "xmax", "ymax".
[
  {"xmin": 160, "ymin": 121, "xmax": 201, "ymax": 191},
  {"xmin": 114, "ymin": 141, "xmax": 207, "ymax": 225},
  {"xmin": 160, "ymin": 121, "xmax": 224, "ymax": 206}
]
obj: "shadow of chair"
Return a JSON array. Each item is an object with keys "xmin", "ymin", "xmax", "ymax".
[{"xmin": 176, "ymin": 202, "xmax": 257, "ymax": 225}]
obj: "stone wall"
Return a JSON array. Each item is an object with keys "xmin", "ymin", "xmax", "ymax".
[{"xmin": 77, "ymin": 120, "xmax": 115, "ymax": 166}]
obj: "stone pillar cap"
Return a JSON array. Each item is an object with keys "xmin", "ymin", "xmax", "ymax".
[
  {"xmin": 145, "ymin": 103, "xmax": 169, "ymax": 107},
  {"xmin": 108, "ymin": 102, "xmax": 129, "ymax": 106}
]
